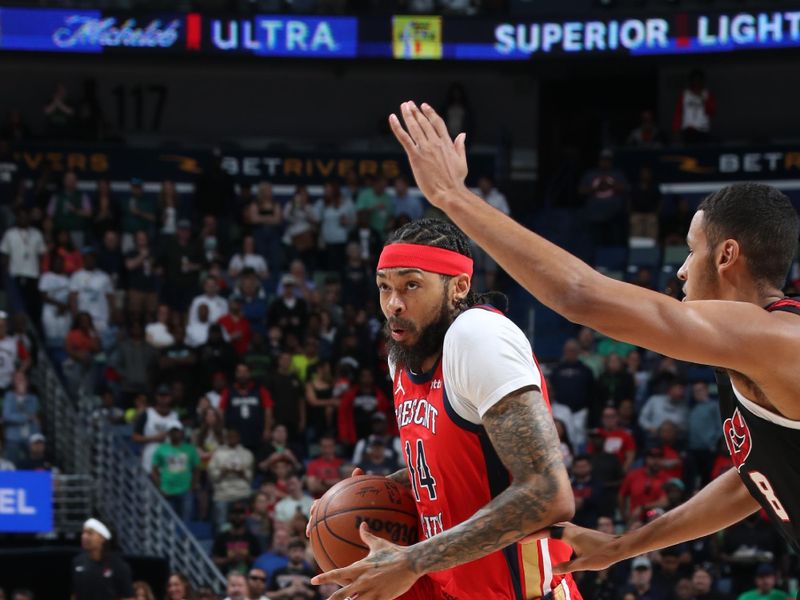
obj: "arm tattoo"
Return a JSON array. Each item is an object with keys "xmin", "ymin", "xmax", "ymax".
[
  {"xmin": 406, "ymin": 387, "xmax": 572, "ymax": 575},
  {"xmin": 387, "ymin": 468, "xmax": 412, "ymax": 489}
]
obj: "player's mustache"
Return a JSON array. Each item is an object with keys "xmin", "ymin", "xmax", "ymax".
[{"xmin": 387, "ymin": 317, "xmax": 417, "ymax": 332}]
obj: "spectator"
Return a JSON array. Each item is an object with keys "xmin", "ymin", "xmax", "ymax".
[
  {"xmin": 619, "ymin": 446, "xmax": 668, "ymax": 524},
  {"xmin": 1, "ymin": 207, "xmax": 46, "ymax": 318},
  {"xmin": 2, "ymin": 371, "xmax": 40, "ymax": 463},
  {"xmin": 267, "ymin": 539, "xmax": 315, "ymax": 599},
  {"xmin": 355, "ymin": 176, "xmax": 393, "ymax": 239},
  {"xmin": 158, "ymin": 180, "xmax": 182, "ymax": 237},
  {"xmin": 550, "ymin": 339, "xmax": 595, "ymax": 416},
  {"xmin": 348, "ymin": 211, "xmax": 382, "ymax": 268},
  {"xmin": 247, "ymin": 492, "xmax": 275, "ymax": 555},
  {"xmin": 662, "ymin": 478, "xmax": 686, "ymax": 512},
  {"xmin": 273, "ymin": 475, "xmax": 313, "ymax": 523},
  {"xmin": 351, "ymin": 411, "xmax": 401, "ymax": 466},
  {"xmin": 626, "ymin": 109, "xmax": 664, "ymax": 148},
  {"xmin": 721, "ymin": 513, "xmax": 784, "ymax": 595},
  {"xmin": 253, "ymin": 524, "xmax": 291, "ymax": 577},
  {"xmin": 38, "ymin": 254, "xmax": 72, "ymax": 348},
  {"xmin": 110, "ymin": 321, "xmax": 158, "ymax": 404},
  {"xmin": 656, "ymin": 420, "xmax": 684, "ymax": 480},
  {"xmin": 151, "ymin": 421, "xmax": 199, "ymax": 523},
  {"xmin": 316, "ymin": 180, "xmax": 355, "ymax": 271},
  {"xmin": 304, "ymin": 361, "xmax": 338, "ymax": 440},
  {"xmin": 132, "ymin": 384, "xmax": 179, "ymax": 470},
  {"xmin": 554, "ymin": 418, "xmax": 574, "ymax": 468},
  {"xmin": 0, "ymin": 440, "xmax": 16, "ymax": 470},
  {"xmin": 672, "ymin": 69, "xmax": 716, "ymax": 144},
  {"xmin": 627, "ymin": 350, "xmax": 650, "ymax": 405},
  {"xmin": 578, "ymin": 149, "xmax": 629, "ymax": 246},
  {"xmin": 220, "ymin": 296, "xmax": 253, "ymax": 356},
  {"xmin": 71, "ymin": 518, "xmax": 134, "ymax": 600},
  {"xmin": 198, "ymin": 325, "xmax": 238, "ymax": 389},
  {"xmin": 597, "ymin": 405, "xmax": 636, "ymax": 472},
  {"xmin": 69, "ymin": 247, "xmax": 115, "ymax": 335},
  {"xmin": 639, "ymin": 379, "xmax": 689, "ymax": 439},
  {"xmin": 229, "ymin": 235, "xmax": 269, "ymax": 282},
  {"xmin": 96, "ymin": 230, "xmax": 125, "ymax": 289},
  {"xmin": 187, "ymin": 303, "xmax": 213, "ymax": 348},
  {"xmin": 208, "ymin": 429, "xmax": 255, "ymax": 527},
  {"xmin": 652, "ymin": 545, "xmax": 690, "ymax": 593},
  {"xmin": 165, "ymin": 573, "xmax": 193, "ymax": 600},
  {"xmin": 688, "ymin": 381, "xmax": 721, "ymax": 485},
  {"xmin": 306, "ymin": 435, "xmax": 344, "ymax": 496},
  {"xmin": 196, "ymin": 587, "xmax": 217, "ymax": 600},
  {"xmin": 213, "ymin": 502, "xmax": 262, "ymax": 575},
  {"xmin": 281, "ymin": 185, "xmax": 318, "ymax": 268},
  {"xmin": 17, "ymin": 433, "xmax": 54, "ymax": 471},
  {"xmin": 337, "ymin": 367, "xmax": 390, "ymax": 447},
  {"xmin": 268, "ymin": 276, "xmax": 308, "ymax": 339},
  {"xmin": 132, "ymin": 581, "xmax": 155, "ymax": 600},
  {"xmin": 92, "ymin": 180, "xmax": 117, "ymax": 241},
  {"xmin": 63, "ymin": 312, "xmax": 101, "ymax": 394},
  {"xmin": 570, "ymin": 455, "xmax": 603, "ymax": 528},
  {"xmin": 629, "ymin": 166, "xmax": 662, "ymax": 241},
  {"xmin": 596, "ymin": 352, "xmax": 635, "ymax": 413},
  {"xmin": 0, "ymin": 312, "xmax": 30, "ymax": 395},
  {"xmin": 691, "ymin": 566, "xmax": 728, "ymax": 600},
  {"xmin": 621, "ymin": 556, "xmax": 668, "ymax": 600},
  {"xmin": 257, "ymin": 424, "xmax": 302, "ymax": 481},
  {"xmin": 158, "ymin": 219, "xmax": 202, "ymax": 311},
  {"xmin": 579, "ymin": 566, "xmax": 619, "ymax": 600},
  {"xmin": 219, "ymin": 363, "xmax": 273, "ymax": 453},
  {"xmin": 190, "ymin": 277, "xmax": 229, "ymax": 328},
  {"xmin": 158, "ymin": 326, "xmax": 197, "ymax": 389},
  {"xmin": 576, "ymin": 327, "xmax": 603, "ymax": 378},
  {"xmin": 48, "ymin": 172, "xmax": 91, "ymax": 248},
  {"xmin": 91, "ymin": 387, "xmax": 125, "ymax": 426},
  {"xmin": 124, "ymin": 230, "xmax": 158, "ymax": 322},
  {"xmin": 441, "ymin": 82, "xmax": 473, "ymax": 139},
  {"xmin": 46, "ymin": 229, "xmax": 83, "ymax": 275},
  {"xmin": 246, "ymin": 181, "xmax": 283, "ymax": 271},
  {"xmin": 246, "ymin": 567, "xmax": 270, "ymax": 600},
  {"xmin": 43, "ymin": 83, "xmax": 75, "ymax": 138},
  {"xmin": 265, "ymin": 352, "xmax": 305, "ymax": 442},
  {"xmin": 392, "ymin": 175, "xmax": 423, "ymax": 222},
  {"xmin": 341, "ymin": 241, "xmax": 373, "ymax": 307},
  {"xmin": 357, "ymin": 435, "xmax": 398, "ymax": 476},
  {"xmin": 194, "ymin": 405, "xmax": 224, "ymax": 520},
  {"xmin": 737, "ymin": 564, "xmax": 789, "ymax": 600},
  {"xmin": 236, "ymin": 270, "xmax": 269, "ymax": 336},
  {"xmin": 201, "ymin": 372, "xmax": 229, "ymax": 412},
  {"xmin": 145, "ymin": 304, "xmax": 174, "ymax": 349},
  {"xmin": 223, "ymin": 572, "xmax": 249, "ymax": 600}
]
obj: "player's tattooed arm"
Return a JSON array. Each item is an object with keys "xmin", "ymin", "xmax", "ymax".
[
  {"xmin": 387, "ymin": 468, "xmax": 413, "ymax": 489},
  {"xmin": 406, "ymin": 386, "xmax": 575, "ymax": 575}
]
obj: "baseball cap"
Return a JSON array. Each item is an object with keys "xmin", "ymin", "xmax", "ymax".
[
  {"xmin": 632, "ymin": 556, "xmax": 652, "ymax": 570},
  {"xmin": 29, "ymin": 433, "xmax": 46, "ymax": 444},
  {"xmin": 756, "ymin": 563, "xmax": 776, "ymax": 576}
]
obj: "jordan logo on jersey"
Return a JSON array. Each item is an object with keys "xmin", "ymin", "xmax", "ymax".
[{"xmin": 723, "ymin": 408, "xmax": 752, "ymax": 470}]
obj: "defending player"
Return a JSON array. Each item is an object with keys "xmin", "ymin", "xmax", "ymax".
[
  {"xmin": 312, "ymin": 219, "xmax": 582, "ymax": 599},
  {"xmin": 386, "ymin": 101, "xmax": 800, "ymax": 571}
]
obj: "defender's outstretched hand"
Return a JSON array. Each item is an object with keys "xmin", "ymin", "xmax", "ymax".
[
  {"xmin": 550, "ymin": 523, "xmax": 620, "ymax": 574},
  {"xmin": 389, "ymin": 102, "xmax": 468, "ymax": 208}
]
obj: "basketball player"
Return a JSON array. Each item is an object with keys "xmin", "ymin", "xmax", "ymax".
[
  {"xmin": 386, "ymin": 101, "xmax": 800, "ymax": 571},
  {"xmin": 311, "ymin": 219, "xmax": 582, "ymax": 600}
]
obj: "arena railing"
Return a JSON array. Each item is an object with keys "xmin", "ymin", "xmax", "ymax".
[{"xmin": 31, "ymin": 347, "xmax": 227, "ymax": 593}]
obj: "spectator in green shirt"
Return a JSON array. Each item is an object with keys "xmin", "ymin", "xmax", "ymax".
[
  {"xmin": 151, "ymin": 421, "xmax": 200, "ymax": 523},
  {"xmin": 737, "ymin": 564, "xmax": 790, "ymax": 600},
  {"xmin": 355, "ymin": 176, "xmax": 393, "ymax": 239},
  {"xmin": 121, "ymin": 177, "xmax": 157, "ymax": 252}
]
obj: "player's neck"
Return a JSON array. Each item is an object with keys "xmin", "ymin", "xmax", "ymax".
[
  {"xmin": 721, "ymin": 280, "xmax": 783, "ymax": 307},
  {"xmin": 417, "ymin": 352, "xmax": 442, "ymax": 374}
]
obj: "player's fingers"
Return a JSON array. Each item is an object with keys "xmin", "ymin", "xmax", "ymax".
[
  {"xmin": 408, "ymin": 102, "xmax": 437, "ymax": 142},
  {"xmin": 400, "ymin": 102, "xmax": 427, "ymax": 144},
  {"xmin": 389, "ymin": 113, "xmax": 417, "ymax": 155},
  {"xmin": 327, "ymin": 582, "xmax": 360, "ymax": 600},
  {"xmin": 351, "ymin": 467, "xmax": 365, "ymax": 477},
  {"xmin": 312, "ymin": 565, "xmax": 360, "ymax": 586},
  {"xmin": 306, "ymin": 500, "xmax": 319, "ymax": 537},
  {"xmin": 420, "ymin": 103, "xmax": 450, "ymax": 140},
  {"xmin": 454, "ymin": 132, "xmax": 467, "ymax": 161},
  {"xmin": 359, "ymin": 522, "xmax": 385, "ymax": 549}
]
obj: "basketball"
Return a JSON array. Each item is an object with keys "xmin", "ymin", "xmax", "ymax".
[{"xmin": 309, "ymin": 475, "xmax": 419, "ymax": 572}]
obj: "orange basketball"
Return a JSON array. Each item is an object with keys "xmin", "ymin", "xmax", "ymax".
[{"xmin": 309, "ymin": 475, "xmax": 419, "ymax": 572}]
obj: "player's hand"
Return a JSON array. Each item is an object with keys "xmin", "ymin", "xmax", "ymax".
[
  {"xmin": 311, "ymin": 523, "xmax": 419, "ymax": 600},
  {"xmin": 306, "ymin": 467, "xmax": 365, "ymax": 538},
  {"xmin": 550, "ymin": 523, "xmax": 622, "ymax": 574},
  {"xmin": 389, "ymin": 101, "xmax": 468, "ymax": 209}
]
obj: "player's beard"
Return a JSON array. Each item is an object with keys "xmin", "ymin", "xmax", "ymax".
[{"xmin": 385, "ymin": 291, "xmax": 453, "ymax": 374}]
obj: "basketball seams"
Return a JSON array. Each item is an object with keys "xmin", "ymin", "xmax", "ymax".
[{"xmin": 323, "ymin": 506, "xmax": 419, "ymax": 520}]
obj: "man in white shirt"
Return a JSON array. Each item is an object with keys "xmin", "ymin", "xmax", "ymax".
[
  {"xmin": 0, "ymin": 208, "xmax": 46, "ymax": 319},
  {"xmin": 189, "ymin": 276, "xmax": 228, "ymax": 327},
  {"xmin": 472, "ymin": 176, "xmax": 510, "ymax": 288},
  {"xmin": 39, "ymin": 254, "xmax": 72, "ymax": 348},
  {"xmin": 69, "ymin": 248, "xmax": 115, "ymax": 334},
  {"xmin": 273, "ymin": 475, "xmax": 313, "ymax": 523},
  {"xmin": 0, "ymin": 311, "xmax": 30, "ymax": 393}
]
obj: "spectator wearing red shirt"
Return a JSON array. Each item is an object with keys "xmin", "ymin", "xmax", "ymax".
[
  {"xmin": 619, "ymin": 446, "xmax": 668, "ymax": 524},
  {"xmin": 218, "ymin": 295, "xmax": 252, "ymax": 356},
  {"xmin": 306, "ymin": 435, "xmax": 345, "ymax": 497},
  {"xmin": 337, "ymin": 368, "xmax": 390, "ymax": 447},
  {"xmin": 598, "ymin": 405, "xmax": 636, "ymax": 471},
  {"xmin": 656, "ymin": 420, "xmax": 684, "ymax": 480},
  {"xmin": 219, "ymin": 363, "xmax": 273, "ymax": 453}
]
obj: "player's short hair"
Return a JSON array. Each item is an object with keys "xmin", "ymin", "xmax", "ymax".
[{"xmin": 698, "ymin": 183, "xmax": 799, "ymax": 289}]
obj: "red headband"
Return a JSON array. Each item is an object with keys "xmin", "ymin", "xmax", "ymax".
[{"xmin": 377, "ymin": 243, "xmax": 473, "ymax": 277}]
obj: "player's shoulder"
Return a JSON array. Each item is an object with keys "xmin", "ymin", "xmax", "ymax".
[{"xmin": 446, "ymin": 306, "xmax": 526, "ymax": 344}]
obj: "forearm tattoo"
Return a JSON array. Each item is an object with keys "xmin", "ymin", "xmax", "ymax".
[{"xmin": 387, "ymin": 468, "xmax": 413, "ymax": 489}]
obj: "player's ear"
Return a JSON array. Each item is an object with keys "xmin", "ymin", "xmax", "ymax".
[
  {"xmin": 451, "ymin": 273, "xmax": 470, "ymax": 303},
  {"xmin": 717, "ymin": 238, "xmax": 740, "ymax": 273}
]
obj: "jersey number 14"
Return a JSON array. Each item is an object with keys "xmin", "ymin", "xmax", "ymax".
[{"xmin": 405, "ymin": 439, "xmax": 438, "ymax": 502}]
